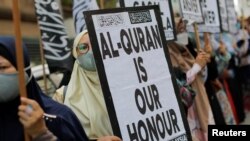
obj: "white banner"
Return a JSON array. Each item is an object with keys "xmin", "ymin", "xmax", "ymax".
[
  {"xmin": 34, "ymin": 0, "xmax": 73, "ymax": 72},
  {"xmin": 84, "ymin": 6, "xmax": 191, "ymax": 141},
  {"xmin": 120, "ymin": 0, "xmax": 176, "ymax": 41}
]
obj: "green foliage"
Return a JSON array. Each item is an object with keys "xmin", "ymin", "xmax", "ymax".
[
  {"xmin": 62, "ymin": 0, "xmax": 72, "ymax": 6},
  {"xmin": 61, "ymin": 0, "xmax": 117, "ymax": 8},
  {"xmin": 97, "ymin": 0, "xmax": 117, "ymax": 8},
  {"xmin": 105, "ymin": 0, "xmax": 117, "ymax": 8}
]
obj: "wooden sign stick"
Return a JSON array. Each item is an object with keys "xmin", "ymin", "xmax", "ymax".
[
  {"xmin": 12, "ymin": 0, "xmax": 30, "ymax": 141},
  {"xmin": 193, "ymin": 22, "xmax": 201, "ymax": 51}
]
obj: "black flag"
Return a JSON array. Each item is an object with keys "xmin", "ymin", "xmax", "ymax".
[
  {"xmin": 73, "ymin": 0, "xmax": 99, "ymax": 34},
  {"xmin": 34, "ymin": 0, "xmax": 73, "ymax": 73}
]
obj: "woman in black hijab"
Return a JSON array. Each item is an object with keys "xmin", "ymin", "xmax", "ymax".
[{"xmin": 0, "ymin": 36, "xmax": 89, "ymax": 141}]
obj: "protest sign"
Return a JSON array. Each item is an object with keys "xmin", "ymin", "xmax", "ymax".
[
  {"xmin": 199, "ymin": 0, "xmax": 221, "ymax": 33},
  {"xmin": 218, "ymin": 0, "xmax": 229, "ymax": 32},
  {"xmin": 84, "ymin": 5, "xmax": 191, "ymax": 141},
  {"xmin": 191, "ymin": 0, "xmax": 221, "ymax": 33},
  {"xmin": 120, "ymin": 0, "xmax": 176, "ymax": 41},
  {"xmin": 179, "ymin": 0, "xmax": 203, "ymax": 23},
  {"xmin": 226, "ymin": 0, "xmax": 238, "ymax": 34}
]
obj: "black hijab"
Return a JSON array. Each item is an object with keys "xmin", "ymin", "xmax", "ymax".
[
  {"xmin": 0, "ymin": 36, "xmax": 45, "ymax": 140},
  {"xmin": 0, "ymin": 36, "xmax": 45, "ymax": 104}
]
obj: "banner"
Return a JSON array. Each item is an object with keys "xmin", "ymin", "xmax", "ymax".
[
  {"xmin": 218, "ymin": 0, "xmax": 229, "ymax": 32},
  {"xmin": 73, "ymin": 0, "xmax": 99, "ymax": 34},
  {"xmin": 226, "ymin": 0, "xmax": 238, "ymax": 34},
  {"xmin": 190, "ymin": 0, "xmax": 221, "ymax": 33},
  {"xmin": 84, "ymin": 5, "xmax": 191, "ymax": 141},
  {"xmin": 120, "ymin": 0, "xmax": 176, "ymax": 41},
  {"xmin": 34, "ymin": 0, "xmax": 73, "ymax": 72},
  {"xmin": 179, "ymin": 0, "xmax": 203, "ymax": 23}
]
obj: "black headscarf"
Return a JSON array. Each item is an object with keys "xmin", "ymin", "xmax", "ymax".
[
  {"xmin": 0, "ymin": 37, "xmax": 89, "ymax": 141},
  {"xmin": 0, "ymin": 36, "xmax": 45, "ymax": 140},
  {"xmin": 0, "ymin": 36, "xmax": 45, "ymax": 105},
  {"xmin": 0, "ymin": 44, "xmax": 14, "ymax": 66}
]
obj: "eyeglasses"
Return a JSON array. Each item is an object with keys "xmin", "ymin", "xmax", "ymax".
[{"xmin": 77, "ymin": 43, "xmax": 89, "ymax": 55}]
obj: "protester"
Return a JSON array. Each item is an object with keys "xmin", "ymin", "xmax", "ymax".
[
  {"xmin": 241, "ymin": 16, "xmax": 250, "ymax": 111},
  {"xmin": 0, "ymin": 36, "xmax": 89, "ymax": 141},
  {"xmin": 190, "ymin": 33, "xmax": 227, "ymax": 125},
  {"xmin": 167, "ymin": 17, "xmax": 214, "ymax": 141},
  {"xmin": 240, "ymin": 17, "xmax": 250, "ymax": 90},
  {"xmin": 238, "ymin": 18, "xmax": 250, "ymax": 75},
  {"xmin": 0, "ymin": 36, "xmax": 121, "ymax": 141},
  {"xmin": 210, "ymin": 33, "xmax": 239, "ymax": 125},
  {"xmin": 224, "ymin": 21, "xmax": 248, "ymax": 123},
  {"xmin": 53, "ymin": 30, "xmax": 115, "ymax": 140}
]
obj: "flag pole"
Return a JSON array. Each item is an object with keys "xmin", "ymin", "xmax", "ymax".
[
  {"xmin": 12, "ymin": 0, "xmax": 30, "ymax": 141},
  {"xmin": 39, "ymin": 38, "xmax": 48, "ymax": 94},
  {"xmin": 12, "ymin": 0, "xmax": 27, "ymax": 99},
  {"xmin": 203, "ymin": 32, "xmax": 212, "ymax": 54},
  {"xmin": 193, "ymin": 22, "xmax": 201, "ymax": 51}
]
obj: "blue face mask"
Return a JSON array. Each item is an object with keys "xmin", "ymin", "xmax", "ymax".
[
  {"xmin": 77, "ymin": 50, "xmax": 96, "ymax": 71},
  {"xmin": 0, "ymin": 68, "xmax": 31, "ymax": 103}
]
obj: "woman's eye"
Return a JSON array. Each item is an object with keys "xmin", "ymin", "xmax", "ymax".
[
  {"xmin": 0, "ymin": 66, "xmax": 8, "ymax": 72},
  {"xmin": 0, "ymin": 66, "xmax": 7, "ymax": 69},
  {"xmin": 78, "ymin": 43, "xmax": 89, "ymax": 54}
]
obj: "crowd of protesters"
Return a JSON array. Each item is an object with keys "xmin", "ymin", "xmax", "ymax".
[
  {"xmin": 165, "ymin": 14, "xmax": 250, "ymax": 141},
  {"xmin": 1, "ymin": 2, "xmax": 250, "ymax": 141}
]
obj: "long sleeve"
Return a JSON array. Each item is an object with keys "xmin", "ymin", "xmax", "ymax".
[{"xmin": 33, "ymin": 130, "xmax": 57, "ymax": 141}]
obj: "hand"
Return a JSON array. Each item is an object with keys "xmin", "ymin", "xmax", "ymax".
[
  {"xmin": 204, "ymin": 33, "xmax": 212, "ymax": 54},
  {"xmin": 18, "ymin": 97, "xmax": 47, "ymax": 139},
  {"xmin": 97, "ymin": 136, "xmax": 122, "ymax": 141},
  {"xmin": 195, "ymin": 51, "xmax": 209, "ymax": 68},
  {"xmin": 204, "ymin": 44, "xmax": 212, "ymax": 55},
  {"xmin": 204, "ymin": 53, "xmax": 211, "ymax": 63},
  {"xmin": 211, "ymin": 79, "xmax": 223, "ymax": 92},
  {"xmin": 221, "ymin": 69, "xmax": 230, "ymax": 79}
]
